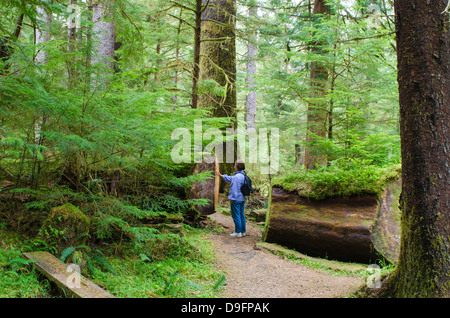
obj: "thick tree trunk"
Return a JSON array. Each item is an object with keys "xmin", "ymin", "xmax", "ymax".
[
  {"xmin": 199, "ymin": 0, "xmax": 237, "ymax": 120},
  {"xmin": 304, "ymin": 0, "xmax": 330, "ymax": 170},
  {"xmin": 198, "ymin": 0, "xmax": 237, "ymax": 188},
  {"xmin": 378, "ymin": 0, "xmax": 450, "ymax": 297},
  {"xmin": 91, "ymin": 1, "xmax": 115, "ymax": 72}
]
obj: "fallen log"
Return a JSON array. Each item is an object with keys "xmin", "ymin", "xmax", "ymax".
[{"xmin": 263, "ymin": 178, "xmax": 402, "ymax": 264}]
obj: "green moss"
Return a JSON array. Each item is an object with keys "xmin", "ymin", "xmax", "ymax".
[
  {"xmin": 51, "ymin": 203, "xmax": 90, "ymax": 224},
  {"xmin": 40, "ymin": 203, "xmax": 90, "ymax": 250},
  {"xmin": 382, "ymin": 200, "xmax": 450, "ymax": 298},
  {"xmin": 272, "ymin": 164, "xmax": 401, "ymax": 200}
]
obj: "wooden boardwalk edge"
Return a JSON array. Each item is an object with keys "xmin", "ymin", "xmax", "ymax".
[{"xmin": 23, "ymin": 251, "xmax": 115, "ymax": 298}]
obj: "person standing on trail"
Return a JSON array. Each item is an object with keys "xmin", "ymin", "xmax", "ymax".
[{"xmin": 215, "ymin": 160, "xmax": 246, "ymax": 238}]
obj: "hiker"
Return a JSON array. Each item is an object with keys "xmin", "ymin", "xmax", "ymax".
[{"xmin": 215, "ymin": 160, "xmax": 247, "ymax": 238}]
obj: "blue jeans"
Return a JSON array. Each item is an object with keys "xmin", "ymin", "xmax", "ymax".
[{"xmin": 230, "ymin": 200, "xmax": 246, "ymax": 233}]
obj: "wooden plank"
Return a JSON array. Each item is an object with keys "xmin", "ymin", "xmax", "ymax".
[
  {"xmin": 214, "ymin": 156, "xmax": 220, "ymax": 212},
  {"xmin": 23, "ymin": 251, "xmax": 115, "ymax": 298}
]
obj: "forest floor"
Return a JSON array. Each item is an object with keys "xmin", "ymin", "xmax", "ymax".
[{"xmin": 207, "ymin": 210, "xmax": 365, "ymax": 298}]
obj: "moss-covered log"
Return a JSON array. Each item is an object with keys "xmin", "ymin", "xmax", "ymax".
[{"xmin": 263, "ymin": 178, "xmax": 402, "ymax": 264}]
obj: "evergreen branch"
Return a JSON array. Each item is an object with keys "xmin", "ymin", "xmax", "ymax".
[
  {"xmin": 335, "ymin": 32, "xmax": 395, "ymax": 44},
  {"xmin": 168, "ymin": 1, "xmax": 196, "ymax": 13},
  {"xmin": 201, "ymin": 0, "xmax": 211, "ymax": 14},
  {"xmin": 166, "ymin": 13, "xmax": 194, "ymax": 29}
]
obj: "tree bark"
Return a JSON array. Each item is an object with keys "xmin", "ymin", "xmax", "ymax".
[
  {"xmin": 34, "ymin": 1, "xmax": 51, "ymax": 144},
  {"xmin": 67, "ymin": 0, "xmax": 79, "ymax": 87},
  {"xmin": 191, "ymin": 0, "xmax": 203, "ymax": 109},
  {"xmin": 91, "ymin": 1, "xmax": 115, "ymax": 72},
  {"xmin": 304, "ymin": 0, "xmax": 330, "ymax": 170},
  {"xmin": 377, "ymin": 0, "xmax": 450, "ymax": 297},
  {"xmin": 0, "ymin": 13, "xmax": 24, "ymax": 74},
  {"xmin": 198, "ymin": 0, "xmax": 237, "ymax": 120},
  {"xmin": 245, "ymin": 0, "xmax": 257, "ymax": 130},
  {"xmin": 196, "ymin": 0, "xmax": 237, "ymax": 190},
  {"xmin": 35, "ymin": 0, "xmax": 51, "ymax": 65}
]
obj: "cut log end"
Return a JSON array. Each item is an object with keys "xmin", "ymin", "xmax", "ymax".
[{"xmin": 264, "ymin": 180, "xmax": 401, "ymax": 264}]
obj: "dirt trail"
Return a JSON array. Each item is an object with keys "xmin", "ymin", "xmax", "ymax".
[{"xmin": 207, "ymin": 211, "xmax": 364, "ymax": 298}]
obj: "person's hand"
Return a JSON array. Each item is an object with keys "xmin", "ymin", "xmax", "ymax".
[{"xmin": 215, "ymin": 169, "xmax": 223, "ymax": 178}]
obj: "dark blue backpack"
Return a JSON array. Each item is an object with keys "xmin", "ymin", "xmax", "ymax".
[{"xmin": 240, "ymin": 173, "xmax": 254, "ymax": 196}]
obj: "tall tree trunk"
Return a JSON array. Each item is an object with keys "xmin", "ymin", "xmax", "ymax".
[
  {"xmin": 35, "ymin": 0, "xmax": 51, "ymax": 65},
  {"xmin": 304, "ymin": 0, "xmax": 330, "ymax": 170},
  {"xmin": 191, "ymin": 0, "xmax": 203, "ymax": 109},
  {"xmin": 68, "ymin": 0, "xmax": 79, "ymax": 87},
  {"xmin": 173, "ymin": 8, "xmax": 184, "ymax": 106},
  {"xmin": 91, "ymin": 1, "xmax": 115, "ymax": 73},
  {"xmin": 0, "ymin": 13, "xmax": 24, "ymax": 74},
  {"xmin": 33, "ymin": 0, "xmax": 52, "ymax": 185},
  {"xmin": 198, "ymin": 0, "xmax": 237, "ymax": 186},
  {"xmin": 377, "ymin": 0, "xmax": 450, "ymax": 297},
  {"xmin": 245, "ymin": 0, "xmax": 257, "ymax": 130},
  {"xmin": 12, "ymin": 13, "xmax": 24, "ymax": 40},
  {"xmin": 199, "ymin": 0, "xmax": 237, "ymax": 120}
]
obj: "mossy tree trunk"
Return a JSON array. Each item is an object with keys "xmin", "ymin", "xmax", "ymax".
[
  {"xmin": 199, "ymin": 0, "xmax": 237, "ymax": 186},
  {"xmin": 379, "ymin": 0, "xmax": 450, "ymax": 297},
  {"xmin": 304, "ymin": 0, "xmax": 331, "ymax": 170},
  {"xmin": 199, "ymin": 0, "xmax": 237, "ymax": 119}
]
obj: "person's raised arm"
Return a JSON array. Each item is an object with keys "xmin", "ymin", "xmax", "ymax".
[{"xmin": 216, "ymin": 169, "xmax": 232, "ymax": 182}]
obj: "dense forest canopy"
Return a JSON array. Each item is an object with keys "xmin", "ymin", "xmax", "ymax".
[{"xmin": 0, "ymin": 0, "xmax": 400, "ymax": 196}]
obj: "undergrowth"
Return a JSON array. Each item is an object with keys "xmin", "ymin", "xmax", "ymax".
[
  {"xmin": 0, "ymin": 231, "xmax": 53, "ymax": 297},
  {"xmin": 0, "ymin": 222, "xmax": 226, "ymax": 298},
  {"xmin": 91, "ymin": 227, "xmax": 226, "ymax": 298}
]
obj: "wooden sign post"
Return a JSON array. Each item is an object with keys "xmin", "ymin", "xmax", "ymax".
[{"xmin": 214, "ymin": 156, "xmax": 220, "ymax": 212}]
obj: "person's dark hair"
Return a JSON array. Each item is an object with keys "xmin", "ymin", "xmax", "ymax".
[{"xmin": 235, "ymin": 160, "xmax": 245, "ymax": 171}]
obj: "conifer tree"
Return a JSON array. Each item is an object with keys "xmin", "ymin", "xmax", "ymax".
[
  {"xmin": 376, "ymin": 0, "xmax": 450, "ymax": 297},
  {"xmin": 304, "ymin": 0, "xmax": 331, "ymax": 170}
]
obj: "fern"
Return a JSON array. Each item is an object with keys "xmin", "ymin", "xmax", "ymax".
[{"xmin": 60, "ymin": 247, "xmax": 76, "ymax": 262}]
